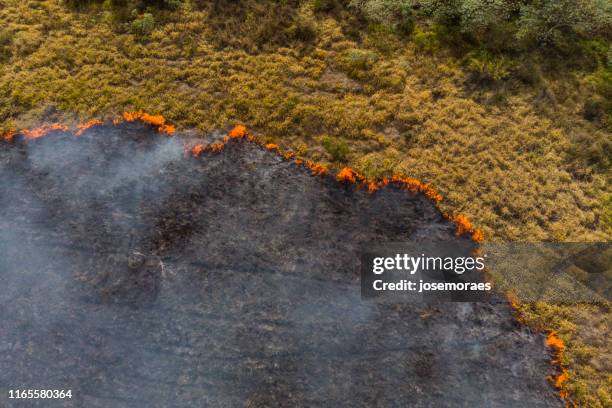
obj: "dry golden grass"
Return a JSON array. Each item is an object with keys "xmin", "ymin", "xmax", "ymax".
[{"xmin": 0, "ymin": 1, "xmax": 610, "ymax": 405}]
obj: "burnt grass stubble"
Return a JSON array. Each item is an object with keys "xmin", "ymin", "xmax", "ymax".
[{"xmin": 0, "ymin": 123, "xmax": 561, "ymax": 407}]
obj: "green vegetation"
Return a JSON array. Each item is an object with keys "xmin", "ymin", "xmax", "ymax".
[{"xmin": 0, "ymin": 1, "xmax": 610, "ymax": 405}]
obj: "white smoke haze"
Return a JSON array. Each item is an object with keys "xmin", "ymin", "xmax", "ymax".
[{"xmin": 0, "ymin": 123, "xmax": 562, "ymax": 408}]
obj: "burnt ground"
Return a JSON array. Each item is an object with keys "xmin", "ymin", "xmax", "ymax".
[{"xmin": 0, "ymin": 123, "xmax": 561, "ymax": 407}]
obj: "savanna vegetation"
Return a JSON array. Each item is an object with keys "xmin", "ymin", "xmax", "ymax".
[{"xmin": 0, "ymin": 0, "xmax": 610, "ymax": 405}]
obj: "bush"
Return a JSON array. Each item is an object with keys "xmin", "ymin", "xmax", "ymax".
[
  {"xmin": 349, "ymin": 0, "xmax": 415, "ymax": 35},
  {"xmin": 132, "ymin": 12, "xmax": 155, "ymax": 36},
  {"xmin": 466, "ymin": 50, "xmax": 511, "ymax": 82},
  {"xmin": 412, "ymin": 25, "xmax": 439, "ymax": 52},
  {"xmin": 321, "ymin": 135, "xmax": 351, "ymax": 162},
  {"xmin": 516, "ymin": 0, "xmax": 612, "ymax": 49},
  {"xmin": 350, "ymin": 0, "xmax": 611, "ymax": 51}
]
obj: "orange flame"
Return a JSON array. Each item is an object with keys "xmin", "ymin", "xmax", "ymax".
[
  {"xmin": 208, "ymin": 142, "xmax": 224, "ymax": 153},
  {"xmin": 506, "ymin": 291, "xmax": 521, "ymax": 310},
  {"xmin": 337, "ymin": 167, "xmax": 358, "ymax": 183},
  {"xmin": 306, "ymin": 160, "xmax": 328, "ymax": 176},
  {"xmin": 450, "ymin": 214, "xmax": 485, "ymax": 242},
  {"xmin": 265, "ymin": 143, "xmax": 279, "ymax": 151},
  {"xmin": 158, "ymin": 124, "xmax": 176, "ymax": 135},
  {"xmin": 191, "ymin": 144, "xmax": 205, "ymax": 157},
  {"xmin": 2, "ymin": 130, "xmax": 16, "ymax": 143},
  {"xmin": 389, "ymin": 175, "xmax": 443, "ymax": 203},
  {"xmin": 75, "ymin": 119, "xmax": 103, "ymax": 137},
  {"xmin": 123, "ymin": 111, "xmax": 165, "ymax": 127},
  {"xmin": 123, "ymin": 111, "xmax": 174, "ymax": 135},
  {"xmin": 229, "ymin": 125, "xmax": 248, "ymax": 139},
  {"xmin": 22, "ymin": 123, "xmax": 69, "ymax": 140},
  {"xmin": 546, "ymin": 331, "xmax": 570, "ymax": 400}
]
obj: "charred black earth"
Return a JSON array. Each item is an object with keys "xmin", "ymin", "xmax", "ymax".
[{"xmin": 0, "ymin": 123, "xmax": 561, "ymax": 407}]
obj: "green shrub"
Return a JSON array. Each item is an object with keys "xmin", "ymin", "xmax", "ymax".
[
  {"xmin": 516, "ymin": 0, "xmax": 612, "ymax": 50},
  {"xmin": 412, "ymin": 25, "xmax": 440, "ymax": 52},
  {"xmin": 343, "ymin": 49, "xmax": 377, "ymax": 72},
  {"xmin": 466, "ymin": 50, "xmax": 511, "ymax": 82},
  {"xmin": 132, "ymin": 12, "xmax": 155, "ymax": 36},
  {"xmin": 321, "ymin": 135, "xmax": 351, "ymax": 162},
  {"xmin": 413, "ymin": 0, "xmax": 611, "ymax": 53},
  {"xmin": 349, "ymin": 0, "xmax": 415, "ymax": 35}
]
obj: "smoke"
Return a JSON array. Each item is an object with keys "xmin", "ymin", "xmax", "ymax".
[{"xmin": 0, "ymin": 124, "xmax": 561, "ymax": 408}]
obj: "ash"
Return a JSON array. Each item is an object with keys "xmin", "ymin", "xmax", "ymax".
[{"xmin": 0, "ymin": 123, "xmax": 561, "ymax": 407}]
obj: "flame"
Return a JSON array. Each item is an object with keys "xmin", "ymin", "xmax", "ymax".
[
  {"xmin": 546, "ymin": 331, "xmax": 566, "ymax": 354},
  {"xmin": 123, "ymin": 111, "xmax": 173, "ymax": 135},
  {"xmin": 305, "ymin": 160, "xmax": 328, "ymax": 176},
  {"xmin": 471, "ymin": 228, "xmax": 485, "ymax": 242},
  {"xmin": 208, "ymin": 142, "xmax": 224, "ymax": 153},
  {"xmin": 388, "ymin": 175, "xmax": 443, "ymax": 203},
  {"xmin": 265, "ymin": 143, "xmax": 279, "ymax": 151},
  {"xmin": 123, "ymin": 111, "xmax": 165, "ymax": 126},
  {"xmin": 506, "ymin": 291, "xmax": 521, "ymax": 310},
  {"xmin": 22, "ymin": 123, "xmax": 69, "ymax": 140},
  {"xmin": 337, "ymin": 167, "xmax": 358, "ymax": 183},
  {"xmin": 229, "ymin": 125, "xmax": 248, "ymax": 139},
  {"xmin": 191, "ymin": 144, "xmax": 205, "ymax": 157},
  {"xmin": 450, "ymin": 214, "xmax": 484, "ymax": 242},
  {"xmin": 75, "ymin": 119, "xmax": 103, "ymax": 137},
  {"xmin": 2, "ymin": 130, "xmax": 16, "ymax": 143},
  {"xmin": 546, "ymin": 331, "xmax": 570, "ymax": 401},
  {"xmin": 158, "ymin": 124, "xmax": 176, "ymax": 135}
]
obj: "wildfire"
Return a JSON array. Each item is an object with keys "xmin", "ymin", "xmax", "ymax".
[
  {"xmin": 506, "ymin": 292, "xmax": 571, "ymax": 405},
  {"xmin": 337, "ymin": 167, "xmax": 358, "ymax": 183},
  {"xmin": 305, "ymin": 160, "xmax": 328, "ymax": 176},
  {"xmin": 450, "ymin": 214, "xmax": 485, "ymax": 242},
  {"xmin": 2, "ymin": 130, "xmax": 16, "ymax": 143},
  {"xmin": 22, "ymin": 123, "xmax": 69, "ymax": 140},
  {"xmin": 11, "ymin": 119, "xmax": 484, "ymax": 250},
  {"xmin": 123, "ymin": 111, "xmax": 174, "ymax": 135},
  {"xmin": 192, "ymin": 125, "xmax": 486, "ymax": 247},
  {"xmin": 5, "ymin": 116, "xmax": 574, "ymax": 405},
  {"xmin": 228, "ymin": 124, "xmax": 248, "ymax": 139},
  {"xmin": 546, "ymin": 331, "xmax": 570, "ymax": 401},
  {"xmin": 388, "ymin": 175, "xmax": 443, "ymax": 203},
  {"xmin": 506, "ymin": 291, "xmax": 521, "ymax": 310},
  {"xmin": 75, "ymin": 119, "xmax": 103, "ymax": 137},
  {"xmin": 158, "ymin": 124, "xmax": 176, "ymax": 135},
  {"xmin": 122, "ymin": 111, "xmax": 165, "ymax": 126},
  {"xmin": 208, "ymin": 142, "xmax": 224, "ymax": 153},
  {"xmin": 191, "ymin": 144, "xmax": 205, "ymax": 157}
]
